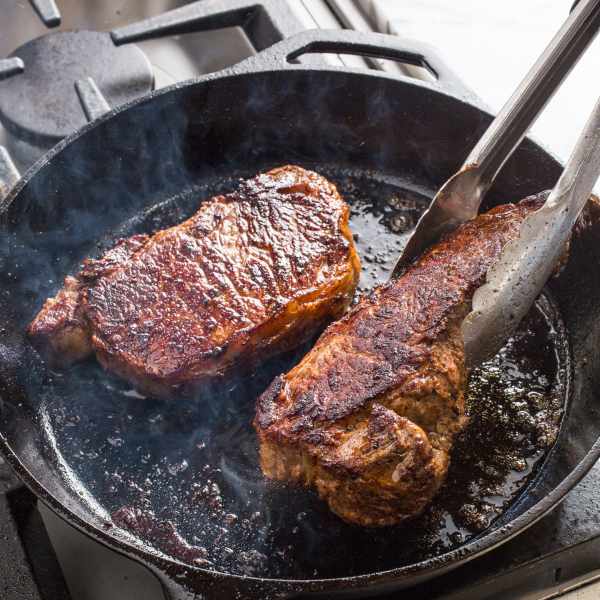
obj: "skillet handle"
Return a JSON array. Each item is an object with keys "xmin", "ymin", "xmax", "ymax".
[{"xmin": 235, "ymin": 29, "xmax": 475, "ymax": 101}]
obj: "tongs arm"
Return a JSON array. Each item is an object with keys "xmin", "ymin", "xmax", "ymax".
[
  {"xmin": 395, "ymin": 0, "xmax": 600, "ymax": 274},
  {"xmin": 462, "ymin": 95, "xmax": 600, "ymax": 367}
]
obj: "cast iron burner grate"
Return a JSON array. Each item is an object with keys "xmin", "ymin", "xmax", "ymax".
[{"xmin": 0, "ymin": 31, "xmax": 154, "ymax": 146}]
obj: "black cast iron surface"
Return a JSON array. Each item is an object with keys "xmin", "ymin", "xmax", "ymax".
[{"xmin": 2, "ymin": 29, "xmax": 600, "ymax": 599}]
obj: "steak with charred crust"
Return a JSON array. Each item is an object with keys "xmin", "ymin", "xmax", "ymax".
[
  {"xmin": 28, "ymin": 166, "xmax": 360, "ymax": 397},
  {"xmin": 255, "ymin": 194, "xmax": 546, "ymax": 527}
]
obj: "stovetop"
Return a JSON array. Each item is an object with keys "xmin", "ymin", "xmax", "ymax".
[{"xmin": 1, "ymin": 2, "xmax": 600, "ymax": 599}]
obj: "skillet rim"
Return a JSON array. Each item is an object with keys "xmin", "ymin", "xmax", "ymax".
[{"xmin": 1, "ymin": 60, "xmax": 598, "ymax": 594}]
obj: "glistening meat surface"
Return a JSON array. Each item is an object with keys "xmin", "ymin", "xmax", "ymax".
[
  {"xmin": 28, "ymin": 166, "xmax": 360, "ymax": 397},
  {"xmin": 255, "ymin": 194, "xmax": 545, "ymax": 527}
]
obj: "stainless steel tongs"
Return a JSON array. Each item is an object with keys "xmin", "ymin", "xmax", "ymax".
[
  {"xmin": 463, "ymin": 95, "xmax": 600, "ymax": 367},
  {"xmin": 391, "ymin": 0, "xmax": 600, "ymax": 367}
]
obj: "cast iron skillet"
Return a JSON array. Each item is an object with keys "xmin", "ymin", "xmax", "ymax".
[{"xmin": 2, "ymin": 30, "xmax": 600, "ymax": 599}]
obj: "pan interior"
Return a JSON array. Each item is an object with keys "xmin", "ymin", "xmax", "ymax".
[{"xmin": 0, "ymin": 162, "xmax": 570, "ymax": 580}]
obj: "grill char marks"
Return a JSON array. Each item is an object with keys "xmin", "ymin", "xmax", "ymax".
[
  {"xmin": 28, "ymin": 166, "xmax": 360, "ymax": 397},
  {"xmin": 255, "ymin": 194, "xmax": 546, "ymax": 527}
]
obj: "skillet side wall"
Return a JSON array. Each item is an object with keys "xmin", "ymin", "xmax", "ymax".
[{"xmin": 2, "ymin": 69, "xmax": 598, "ymax": 597}]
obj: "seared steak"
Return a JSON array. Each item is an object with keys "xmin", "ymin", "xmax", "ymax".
[
  {"xmin": 255, "ymin": 195, "xmax": 545, "ymax": 527},
  {"xmin": 28, "ymin": 166, "xmax": 360, "ymax": 397}
]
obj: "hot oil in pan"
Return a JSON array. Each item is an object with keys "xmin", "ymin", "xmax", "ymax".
[{"xmin": 32, "ymin": 167, "xmax": 569, "ymax": 579}]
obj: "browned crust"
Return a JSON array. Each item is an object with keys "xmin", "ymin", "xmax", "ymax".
[
  {"xmin": 28, "ymin": 166, "xmax": 360, "ymax": 397},
  {"xmin": 27, "ymin": 235, "xmax": 149, "ymax": 366},
  {"xmin": 255, "ymin": 194, "xmax": 546, "ymax": 526}
]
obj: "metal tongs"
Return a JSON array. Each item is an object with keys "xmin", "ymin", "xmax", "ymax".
[
  {"xmin": 462, "ymin": 96, "xmax": 600, "ymax": 366},
  {"xmin": 392, "ymin": 0, "xmax": 600, "ymax": 368}
]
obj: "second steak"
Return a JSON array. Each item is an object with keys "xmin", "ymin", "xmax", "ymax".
[{"xmin": 255, "ymin": 194, "xmax": 547, "ymax": 527}]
